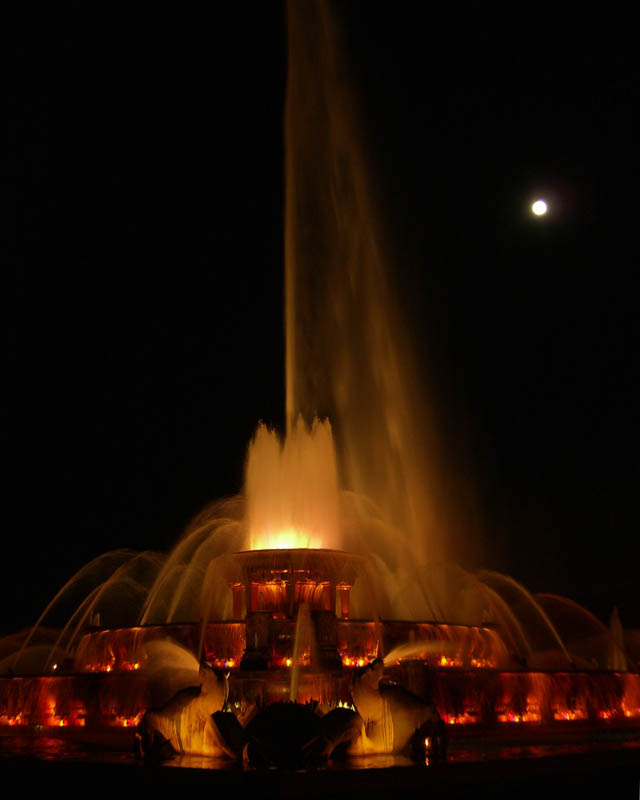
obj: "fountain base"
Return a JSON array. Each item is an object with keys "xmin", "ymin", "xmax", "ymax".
[{"xmin": 3, "ymin": 548, "xmax": 640, "ymax": 757}]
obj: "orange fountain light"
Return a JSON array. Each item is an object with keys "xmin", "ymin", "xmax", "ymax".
[
  {"xmin": 250, "ymin": 526, "xmax": 324, "ymax": 550},
  {"xmin": 342, "ymin": 655, "xmax": 370, "ymax": 668}
]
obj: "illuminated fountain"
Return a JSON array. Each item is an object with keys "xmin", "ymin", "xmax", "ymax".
[
  {"xmin": 2, "ymin": 419, "xmax": 639, "ymax": 754},
  {"xmin": 2, "ymin": 0, "xmax": 640, "ymax": 763}
]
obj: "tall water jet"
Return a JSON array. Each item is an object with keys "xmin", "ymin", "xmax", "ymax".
[{"xmin": 284, "ymin": 2, "xmax": 449, "ymax": 569}]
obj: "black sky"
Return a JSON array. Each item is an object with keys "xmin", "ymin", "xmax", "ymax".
[{"xmin": 2, "ymin": 6, "xmax": 638, "ymax": 631}]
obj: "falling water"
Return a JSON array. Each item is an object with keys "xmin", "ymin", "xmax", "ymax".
[
  {"xmin": 289, "ymin": 602, "xmax": 314, "ymax": 702},
  {"xmin": 284, "ymin": 1, "xmax": 448, "ymax": 570}
]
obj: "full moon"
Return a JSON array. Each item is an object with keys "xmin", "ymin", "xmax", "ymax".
[{"xmin": 531, "ymin": 199, "xmax": 548, "ymax": 216}]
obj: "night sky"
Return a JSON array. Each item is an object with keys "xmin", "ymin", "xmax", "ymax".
[{"xmin": 3, "ymin": 6, "xmax": 638, "ymax": 632}]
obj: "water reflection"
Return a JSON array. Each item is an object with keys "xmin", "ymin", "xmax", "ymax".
[
  {"xmin": 0, "ymin": 735, "xmax": 134, "ymax": 764},
  {"xmin": 2, "ymin": 733, "xmax": 639, "ymax": 769}
]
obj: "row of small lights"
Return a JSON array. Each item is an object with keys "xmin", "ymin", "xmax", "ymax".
[
  {"xmin": 2, "ymin": 703, "xmax": 639, "ymax": 729},
  {"xmin": 77, "ymin": 654, "xmax": 497, "ymax": 672},
  {"xmin": 0, "ymin": 711, "xmax": 143, "ymax": 728}
]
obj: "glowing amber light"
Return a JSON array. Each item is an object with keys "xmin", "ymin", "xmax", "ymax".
[
  {"xmin": 471, "ymin": 658, "xmax": 496, "ymax": 669},
  {"xmin": 442, "ymin": 712, "xmax": 476, "ymax": 726},
  {"xmin": 251, "ymin": 526, "xmax": 324, "ymax": 550},
  {"xmin": 116, "ymin": 713, "xmax": 143, "ymax": 728},
  {"xmin": 553, "ymin": 708, "xmax": 587, "ymax": 722},
  {"xmin": 342, "ymin": 655, "xmax": 370, "ymax": 668},
  {"xmin": 212, "ymin": 657, "xmax": 237, "ymax": 670}
]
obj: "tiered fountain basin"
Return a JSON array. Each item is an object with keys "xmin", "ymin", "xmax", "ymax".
[{"xmin": 2, "ymin": 548, "xmax": 640, "ymax": 749}]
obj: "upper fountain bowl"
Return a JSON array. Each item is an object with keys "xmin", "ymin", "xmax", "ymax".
[{"xmin": 226, "ymin": 548, "xmax": 364, "ymax": 619}]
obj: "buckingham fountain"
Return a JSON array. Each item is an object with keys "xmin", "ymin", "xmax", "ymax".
[
  {"xmin": 2, "ymin": 1, "xmax": 640, "ymax": 766},
  {"xmin": 2, "ymin": 419, "xmax": 639, "ymax": 762}
]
